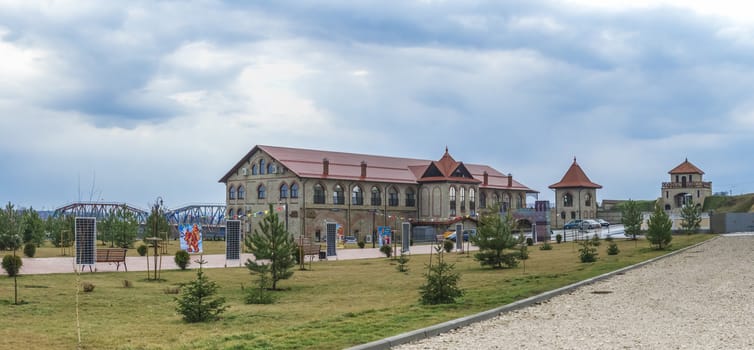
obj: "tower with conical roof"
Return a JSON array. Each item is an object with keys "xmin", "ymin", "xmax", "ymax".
[
  {"xmin": 549, "ymin": 157, "xmax": 602, "ymax": 225},
  {"xmin": 661, "ymin": 158, "xmax": 711, "ymax": 211}
]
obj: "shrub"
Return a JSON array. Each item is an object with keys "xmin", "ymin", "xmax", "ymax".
[
  {"xmin": 137, "ymin": 244, "xmax": 148, "ymax": 256},
  {"xmin": 605, "ymin": 236, "xmax": 614, "ymax": 242},
  {"xmin": 357, "ymin": 241, "xmax": 365, "ymax": 249},
  {"xmin": 379, "ymin": 245, "xmax": 392, "ymax": 258},
  {"xmin": 396, "ymin": 254, "xmax": 410, "ymax": 273},
  {"xmin": 419, "ymin": 242, "xmax": 463, "ymax": 305},
  {"xmin": 519, "ymin": 244, "xmax": 529, "ymax": 260},
  {"xmin": 245, "ymin": 268, "xmax": 276, "ymax": 304},
  {"xmin": 607, "ymin": 242, "xmax": 620, "ymax": 255},
  {"xmin": 174, "ymin": 250, "xmax": 191, "ymax": 270},
  {"xmin": 556, "ymin": 234, "xmax": 563, "ymax": 244},
  {"xmin": 82, "ymin": 281, "xmax": 95, "ymax": 293},
  {"xmin": 578, "ymin": 239, "xmax": 598, "ymax": 263},
  {"xmin": 526, "ymin": 237, "xmax": 533, "ymax": 246},
  {"xmin": 163, "ymin": 286, "xmax": 180, "ymax": 295},
  {"xmin": 2, "ymin": 254, "xmax": 22, "ymax": 277},
  {"xmin": 443, "ymin": 240, "xmax": 454, "ymax": 253},
  {"xmin": 591, "ymin": 234, "xmax": 601, "ymax": 247},
  {"xmin": 122, "ymin": 280, "xmax": 133, "ymax": 288},
  {"xmin": 23, "ymin": 243, "xmax": 36, "ymax": 258},
  {"xmin": 175, "ymin": 268, "xmax": 226, "ymax": 323},
  {"xmin": 539, "ymin": 242, "xmax": 553, "ymax": 251}
]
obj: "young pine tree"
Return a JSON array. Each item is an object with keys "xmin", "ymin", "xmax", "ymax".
[
  {"xmin": 175, "ymin": 265, "xmax": 227, "ymax": 323},
  {"xmin": 621, "ymin": 199, "xmax": 642, "ymax": 240},
  {"xmin": 680, "ymin": 202, "xmax": 702, "ymax": 234},
  {"xmin": 419, "ymin": 242, "xmax": 463, "ymax": 305},
  {"xmin": 472, "ymin": 207, "xmax": 521, "ymax": 269},
  {"xmin": 646, "ymin": 204, "xmax": 673, "ymax": 249},
  {"xmin": 245, "ymin": 204, "xmax": 296, "ymax": 290}
]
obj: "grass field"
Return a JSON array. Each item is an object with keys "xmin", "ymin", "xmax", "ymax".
[{"xmin": 0, "ymin": 235, "xmax": 713, "ymax": 349}]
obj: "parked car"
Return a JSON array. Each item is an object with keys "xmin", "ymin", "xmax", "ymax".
[
  {"xmin": 343, "ymin": 236, "xmax": 357, "ymax": 244},
  {"xmin": 563, "ymin": 219, "xmax": 583, "ymax": 229},
  {"xmin": 596, "ymin": 219, "xmax": 610, "ymax": 227},
  {"xmin": 581, "ymin": 219, "xmax": 601, "ymax": 229}
]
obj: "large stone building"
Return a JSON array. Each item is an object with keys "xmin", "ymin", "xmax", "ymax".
[
  {"xmin": 661, "ymin": 159, "xmax": 712, "ymax": 211},
  {"xmin": 549, "ymin": 158, "xmax": 601, "ymax": 227},
  {"xmin": 219, "ymin": 145, "xmax": 537, "ymax": 242}
]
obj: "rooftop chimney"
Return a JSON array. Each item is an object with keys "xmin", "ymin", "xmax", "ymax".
[
  {"xmin": 361, "ymin": 161, "xmax": 367, "ymax": 178},
  {"xmin": 323, "ymin": 158, "xmax": 329, "ymax": 176},
  {"xmin": 483, "ymin": 171, "xmax": 488, "ymax": 186},
  {"xmin": 507, "ymin": 173, "xmax": 512, "ymax": 187}
]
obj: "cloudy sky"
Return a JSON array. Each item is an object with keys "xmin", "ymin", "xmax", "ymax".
[{"xmin": 2, "ymin": 0, "xmax": 754, "ymax": 211}]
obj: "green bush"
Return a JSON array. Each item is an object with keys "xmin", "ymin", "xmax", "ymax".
[
  {"xmin": 137, "ymin": 244, "xmax": 148, "ymax": 256},
  {"xmin": 379, "ymin": 245, "xmax": 392, "ymax": 258},
  {"xmin": 578, "ymin": 240, "xmax": 598, "ymax": 263},
  {"xmin": 175, "ymin": 268, "xmax": 227, "ymax": 323},
  {"xmin": 539, "ymin": 242, "xmax": 553, "ymax": 250},
  {"xmin": 82, "ymin": 281, "xmax": 95, "ymax": 293},
  {"xmin": 443, "ymin": 240, "xmax": 454, "ymax": 253},
  {"xmin": 23, "ymin": 243, "xmax": 36, "ymax": 258},
  {"xmin": 357, "ymin": 241, "xmax": 365, "ymax": 249},
  {"xmin": 419, "ymin": 243, "xmax": 463, "ymax": 305},
  {"xmin": 174, "ymin": 250, "xmax": 191, "ymax": 270},
  {"xmin": 526, "ymin": 237, "xmax": 533, "ymax": 246},
  {"xmin": 607, "ymin": 242, "xmax": 620, "ymax": 255},
  {"xmin": 556, "ymin": 234, "xmax": 562, "ymax": 243},
  {"xmin": 2, "ymin": 254, "xmax": 22, "ymax": 277},
  {"xmin": 396, "ymin": 254, "xmax": 410, "ymax": 273}
]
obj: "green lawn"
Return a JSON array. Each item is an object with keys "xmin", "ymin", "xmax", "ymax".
[{"xmin": 0, "ymin": 234, "xmax": 713, "ymax": 349}]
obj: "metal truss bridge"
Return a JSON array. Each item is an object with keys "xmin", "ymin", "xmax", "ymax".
[{"xmin": 53, "ymin": 202, "xmax": 228, "ymax": 238}]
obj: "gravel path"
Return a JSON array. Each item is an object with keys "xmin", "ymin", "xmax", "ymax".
[{"xmin": 396, "ymin": 235, "xmax": 754, "ymax": 350}]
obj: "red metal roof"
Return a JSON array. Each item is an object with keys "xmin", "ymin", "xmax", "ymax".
[
  {"xmin": 668, "ymin": 158, "xmax": 704, "ymax": 175},
  {"xmin": 548, "ymin": 158, "xmax": 602, "ymax": 189},
  {"xmin": 219, "ymin": 145, "xmax": 537, "ymax": 193}
]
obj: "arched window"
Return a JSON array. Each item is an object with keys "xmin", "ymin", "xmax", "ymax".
[
  {"xmin": 280, "ymin": 183, "xmax": 288, "ymax": 199},
  {"xmin": 229, "ymin": 185, "xmax": 236, "ymax": 200},
  {"xmin": 313, "ymin": 184, "xmax": 325, "ymax": 204},
  {"xmin": 237, "ymin": 186, "xmax": 245, "ymax": 200},
  {"xmin": 257, "ymin": 184, "xmax": 266, "ymax": 199},
  {"xmin": 237, "ymin": 208, "xmax": 244, "ymax": 218},
  {"xmin": 290, "ymin": 183, "xmax": 299, "ymax": 198},
  {"xmin": 563, "ymin": 193, "xmax": 573, "ymax": 207},
  {"xmin": 449, "ymin": 187, "xmax": 457, "ymax": 216},
  {"xmin": 333, "ymin": 184, "xmax": 345, "ymax": 205},
  {"xmin": 259, "ymin": 159, "xmax": 266, "ymax": 175},
  {"xmin": 493, "ymin": 193, "xmax": 500, "ymax": 205},
  {"xmin": 228, "ymin": 208, "xmax": 234, "ymax": 218},
  {"xmin": 388, "ymin": 187, "xmax": 399, "ymax": 206},
  {"xmin": 460, "ymin": 187, "xmax": 466, "ymax": 211},
  {"xmin": 405, "ymin": 188, "xmax": 416, "ymax": 207},
  {"xmin": 352, "ymin": 186, "xmax": 363, "ymax": 205},
  {"xmin": 469, "ymin": 188, "xmax": 476, "ymax": 212},
  {"xmin": 251, "ymin": 164, "xmax": 258, "ymax": 175},
  {"xmin": 479, "ymin": 192, "xmax": 486, "ymax": 209},
  {"xmin": 585, "ymin": 193, "xmax": 592, "ymax": 207},
  {"xmin": 268, "ymin": 163, "xmax": 275, "ymax": 174},
  {"xmin": 503, "ymin": 194, "xmax": 511, "ymax": 211},
  {"xmin": 516, "ymin": 193, "xmax": 523, "ymax": 208},
  {"xmin": 371, "ymin": 186, "xmax": 381, "ymax": 206}
]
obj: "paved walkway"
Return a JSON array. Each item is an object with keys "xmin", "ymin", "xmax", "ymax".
[{"xmin": 12, "ymin": 243, "xmax": 479, "ymax": 275}]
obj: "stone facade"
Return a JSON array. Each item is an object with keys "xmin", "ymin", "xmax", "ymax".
[
  {"xmin": 220, "ymin": 146, "xmax": 536, "ymax": 242},
  {"xmin": 661, "ymin": 159, "xmax": 711, "ymax": 211}
]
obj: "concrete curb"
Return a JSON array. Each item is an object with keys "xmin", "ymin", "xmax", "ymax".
[{"xmin": 346, "ymin": 236, "xmax": 718, "ymax": 350}]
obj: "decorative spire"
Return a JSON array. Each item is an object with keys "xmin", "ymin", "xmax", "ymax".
[{"xmin": 573, "ymin": 156, "xmax": 577, "ymax": 163}]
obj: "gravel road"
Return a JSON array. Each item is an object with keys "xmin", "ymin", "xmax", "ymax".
[{"xmin": 395, "ymin": 235, "xmax": 754, "ymax": 350}]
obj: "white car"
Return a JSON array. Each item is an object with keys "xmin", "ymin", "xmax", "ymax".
[{"xmin": 581, "ymin": 219, "xmax": 601, "ymax": 229}]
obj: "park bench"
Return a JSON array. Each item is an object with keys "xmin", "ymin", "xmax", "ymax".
[
  {"xmin": 297, "ymin": 237, "xmax": 322, "ymax": 269},
  {"xmin": 96, "ymin": 248, "xmax": 128, "ymax": 272}
]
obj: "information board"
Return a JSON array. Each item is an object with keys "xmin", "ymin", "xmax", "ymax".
[
  {"xmin": 226, "ymin": 220, "xmax": 241, "ymax": 261},
  {"xmin": 401, "ymin": 222, "xmax": 410, "ymax": 253},
  {"xmin": 75, "ymin": 217, "xmax": 97, "ymax": 268},
  {"xmin": 326, "ymin": 222, "xmax": 337, "ymax": 257}
]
